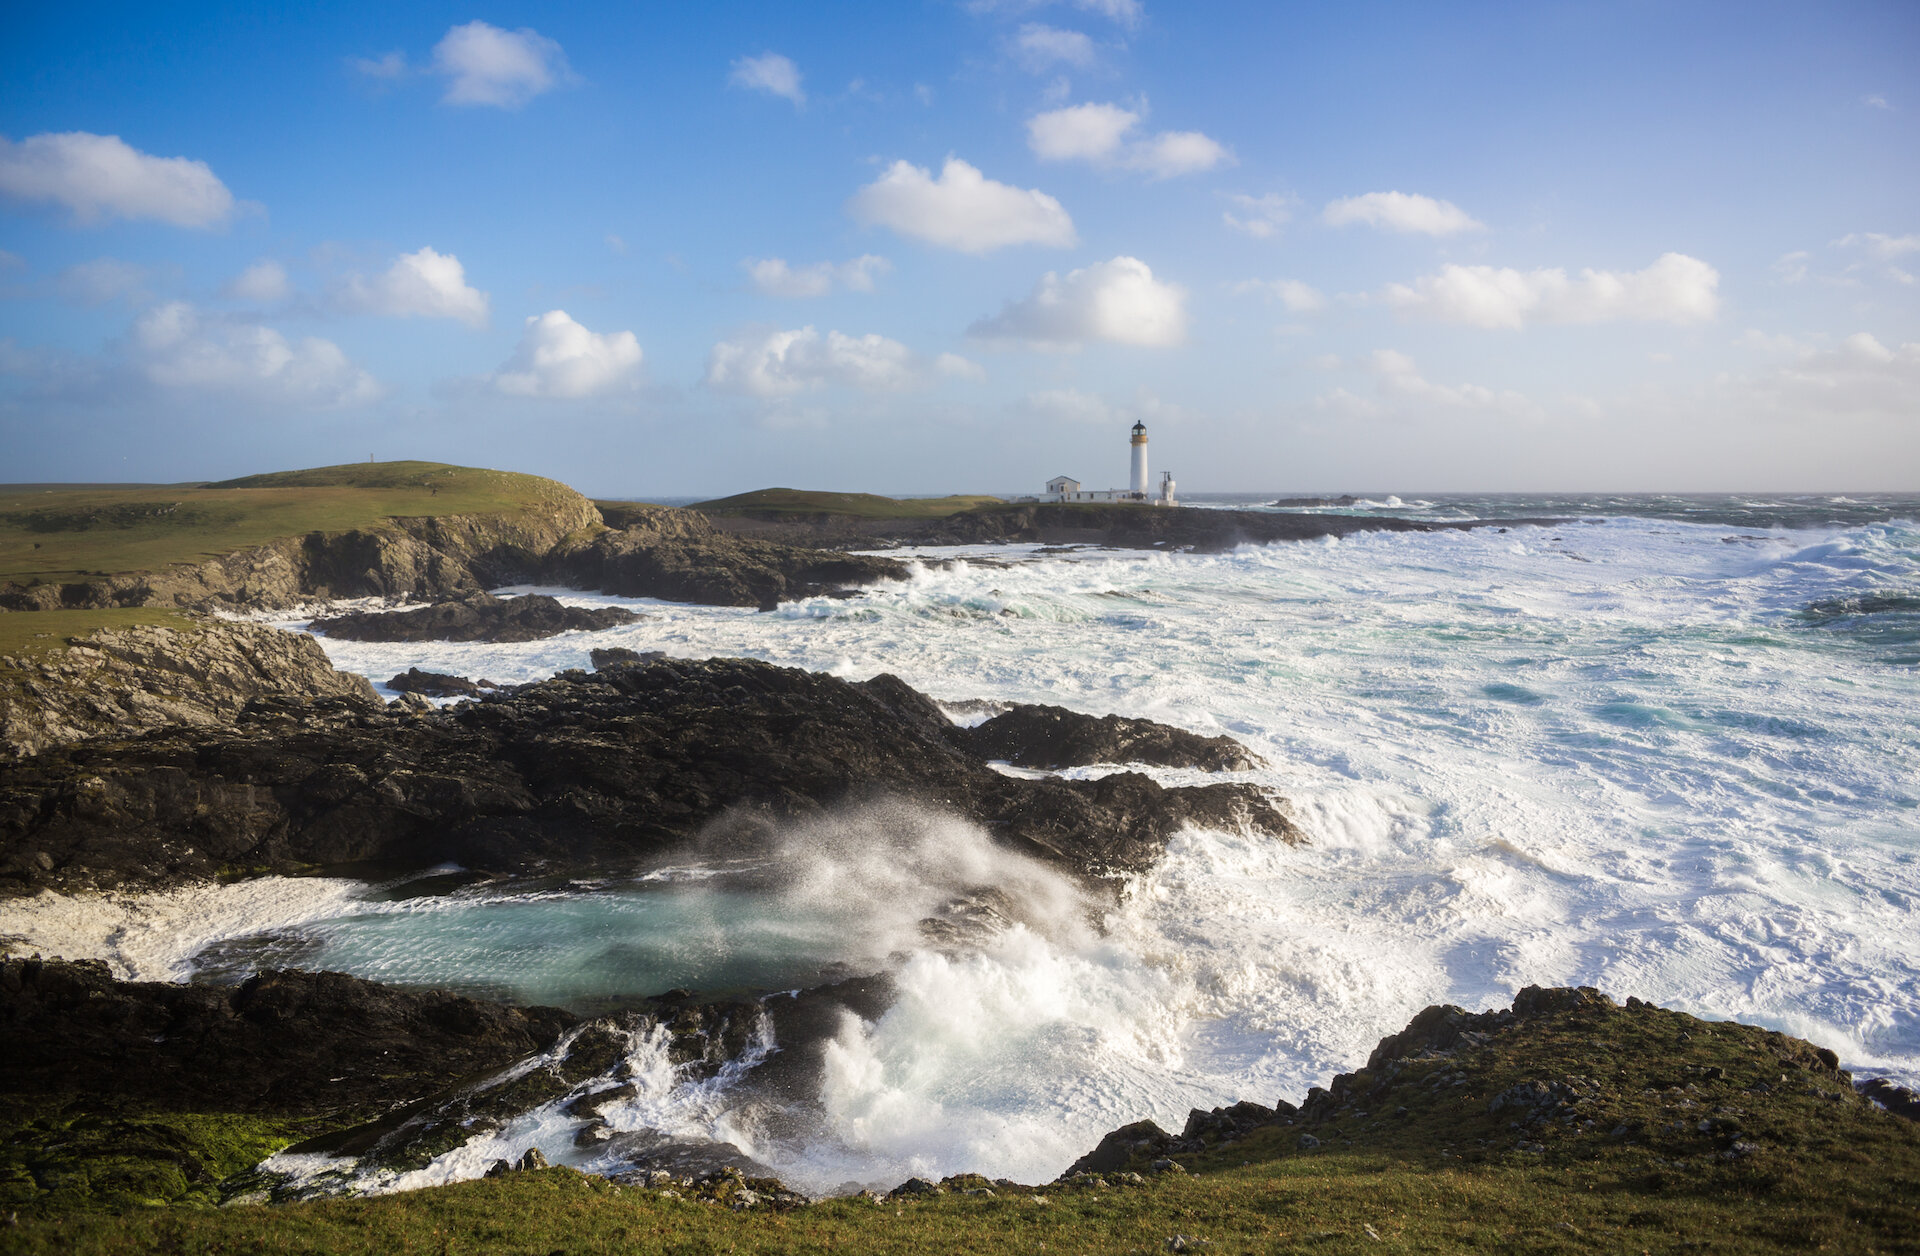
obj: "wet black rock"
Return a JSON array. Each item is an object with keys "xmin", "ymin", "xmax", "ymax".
[
  {"xmin": 0, "ymin": 656, "xmax": 1299, "ymax": 895},
  {"xmin": 965, "ymin": 703, "xmax": 1264, "ymax": 772},
  {"xmin": 313, "ymin": 592, "xmax": 641, "ymax": 643},
  {"xmin": 1860, "ymin": 1077, "xmax": 1920, "ymax": 1121},
  {"xmin": 0, "ymin": 957, "xmax": 576, "ymax": 1118},
  {"xmin": 547, "ymin": 506, "xmax": 909, "ymax": 610},
  {"xmin": 386, "ymin": 667, "xmax": 484, "ymax": 698}
]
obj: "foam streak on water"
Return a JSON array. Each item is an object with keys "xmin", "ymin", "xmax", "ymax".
[{"xmin": 242, "ymin": 508, "xmax": 1920, "ymax": 1185}]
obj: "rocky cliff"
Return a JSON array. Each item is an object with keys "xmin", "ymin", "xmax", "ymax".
[
  {"xmin": 0, "ymin": 618, "xmax": 381, "ymax": 761},
  {"xmin": 0, "ymin": 492, "xmax": 602, "ymax": 615}
]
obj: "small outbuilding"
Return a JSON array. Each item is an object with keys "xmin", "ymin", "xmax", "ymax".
[{"xmin": 1045, "ymin": 475, "xmax": 1080, "ymax": 496}]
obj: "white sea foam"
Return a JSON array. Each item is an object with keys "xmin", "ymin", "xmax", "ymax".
[
  {"xmin": 205, "ymin": 510, "xmax": 1920, "ymax": 1185},
  {"xmin": 1, "ymin": 878, "xmax": 368, "ymax": 981}
]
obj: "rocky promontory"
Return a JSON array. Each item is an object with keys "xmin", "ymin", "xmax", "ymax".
[
  {"xmin": 0, "ymin": 617, "xmax": 381, "ymax": 761},
  {"xmin": 311, "ymin": 591, "xmax": 642, "ymax": 643},
  {"xmin": 546, "ymin": 505, "xmax": 908, "ymax": 610},
  {"xmin": 0, "ymin": 655, "xmax": 1295, "ymax": 896}
]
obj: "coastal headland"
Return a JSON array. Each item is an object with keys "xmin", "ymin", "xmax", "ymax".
[{"xmin": 1, "ymin": 462, "xmax": 1914, "ymax": 1249}]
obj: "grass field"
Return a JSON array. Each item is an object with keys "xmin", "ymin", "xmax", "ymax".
[
  {"xmin": 0, "ymin": 607, "xmax": 198, "ymax": 659},
  {"xmin": 690, "ymin": 487, "xmax": 1003, "ymax": 520},
  {"xmin": 0, "ymin": 461, "xmax": 580, "ymax": 588},
  {"xmin": 6, "ymin": 994, "xmax": 1913, "ymax": 1253}
]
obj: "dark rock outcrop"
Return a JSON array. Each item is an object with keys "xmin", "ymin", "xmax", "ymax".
[
  {"xmin": 0, "ymin": 958, "xmax": 576, "ymax": 1118},
  {"xmin": 547, "ymin": 506, "xmax": 908, "ymax": 610},
  {"xmin": 702, "ymin": 502, "xmax": 1564, "ymax": 554},
  {"xmin": 0, "ymin": 656, "xmax": 1298, "ymax": 896},
  {"xmin": 0, "ymin": 618, "xmax": 382, "ymax": 761},
  {"xmin": 965, "ymin": 704, "xmax": 1264, "ymax": 771},
  {"xmin": 385, "ymin": 668, "xmax": 486, "ymax": 698},
  {"xmin": 313, "ymin": 592, "xmax": 641, "ymax": 643}
]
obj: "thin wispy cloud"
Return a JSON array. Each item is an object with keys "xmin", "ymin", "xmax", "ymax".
[{"xmin": 729, "ymin": 52, "xmax": 806, "ymax": 106}]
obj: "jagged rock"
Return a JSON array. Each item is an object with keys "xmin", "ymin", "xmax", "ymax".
[
  {"xmin": 1860, "ymin": 1078, "xmax": 1920, "ymax": 1121},
  {"xmin": 590, "ymin": 647, "xmax": 664, "ymax": 670},
  {"xmin": 387, "ymin": 667, "xmax": 484, "ymax": 697},
  {"xmin": 0, "ymin": 958, "xmax": 576, "ymax": 1117},
  {"xmin": 890, "ymin": 1177, "xmax": 943, "ymax": 1197},
  {"xmin": 0, "ymin": 657, "xmax": 1300, "ymax": 895},
  {"xmin": 0, "ymin": 618, "xmax": 381, "ymax": 761},
  {"xmin": 1063, "ymin": 1119, "xmax": 1175, "ymax": 1175},
  {"xmin": 517, "ymin": 1148, "xmax": 549, "ymax": 1172},
  {"xmin": 546, "ymin": 506, "xmax": 908, "ymax": 609},
  {"xmin": 315, "ymin": 593, "xmax": 641, "ymax": 644},
  {"xmin": 964, "ymin": 704, "xmax": 1264, "ymax": 772}
]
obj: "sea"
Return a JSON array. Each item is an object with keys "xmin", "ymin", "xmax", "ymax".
[{"xmin": 19, "ymin": 491, "xmax": 1918, "ymax": 1196}]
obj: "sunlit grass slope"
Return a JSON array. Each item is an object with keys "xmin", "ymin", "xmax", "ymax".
[{"xmin": 0, "ymin": 461, "xmax": 580, "ymax": 587}]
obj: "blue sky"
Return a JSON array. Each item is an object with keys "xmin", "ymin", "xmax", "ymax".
[{"xmin": 2, "ymin": 1, "xmax": 1915, "ymax": 495}]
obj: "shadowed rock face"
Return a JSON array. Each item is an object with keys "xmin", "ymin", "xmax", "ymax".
[
  {"xmin": 312, "ymin": 592, "xmax": 641, "ymax": 644},
  {"xmin": 546, "ymin": 507, "xmax": 909, "ymax": 610},
  {"xmin": 0, "ymin": 958, "xmax": 577, "ymax": 1118},
  {"xmin": 0, "ymin": 619, "xmax": 382, "ymax": 762},
  {"xmin": 0, "ymin": 657, "xmax": 1297, "ymax": 896},
  {"xmin": 965, "ymin": 704, "xmax": 1265, "ymax": 772}
]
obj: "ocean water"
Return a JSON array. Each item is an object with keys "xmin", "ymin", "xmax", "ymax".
[{"xmin": 156, "ymin": 494, "xmax": 1920, "ymax": 1192}]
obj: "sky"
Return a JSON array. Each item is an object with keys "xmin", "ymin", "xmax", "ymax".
[{"xmin": 2, "ymin": 1, "xmax": 1916, "ymax": 496}]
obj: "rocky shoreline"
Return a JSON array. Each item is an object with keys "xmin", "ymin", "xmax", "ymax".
[{"xmin": 0, "ymin": 653, "xmax": 1294, "ymax": 897}]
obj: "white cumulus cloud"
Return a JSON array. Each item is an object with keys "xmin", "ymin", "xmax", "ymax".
[
  {"xmin": 1736, "ymin": 331, "xmax": 1920, "ymax": 421},
  {"xmin": 935, "ymin": 352, "xmax": 986, "ymax": 380},
  {"xmin": 729, "ymin": 52, "xmax": 805, "ymax": 106},
  {"xmin": 848, "ymin": 157, "xmax": 1076, "ymax": 254},
  {"xmin": 706, "ymin": 326, "xmax": 924, "ymax": 397},
  {"xmin": 1012, "ymin": 23, "xmax": 1097, "ymax": 70},
  {"xmin": 0, "ymin": 131, "xmax": 236, "ymax": 228},
  {"xmin": 744, "ymin": 254, "xmax": 891, "ymax": 298},
  {"xmin": 222, "ymin": 259, "xmax": 291, "ymax": 304},
  {"xmin": 1323, "ymin": 191, "xmax": 1482, "ymax": 236},
  {"xmin": 433, "ymin": 21, "xmax": 573, "ymax": 108},
  {"xmin": 351, "ymin": 51, "xmax": 408, "ymax": 80},
  {"xmin": 1025, "ymin": 103, "xmax": 1231, "ymax": 178},
  {"xmin": 970, "ymin": 255, "xmax": 1187, "ymax": 348},
  {"xmin": 1384, "ymin": 253, "xmax": 1720, "ymax": 329},
  {"xmin": 490, "ymin": 310, "xmax": 643, "ymax": 399},
  {"xmin": 338, "ymin": 247, "xmax": 489, "ymax": 326},
  {"xmin": 131, "ymin": 301, "xmax": 378, "ymax": 406}
]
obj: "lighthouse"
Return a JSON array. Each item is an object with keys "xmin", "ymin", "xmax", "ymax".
[{"xmin": 1130, "ymin": 420, "xmax": 1149, "ymax": 497}]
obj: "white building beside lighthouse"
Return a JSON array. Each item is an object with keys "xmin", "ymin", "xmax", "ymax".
[{"xmin": 1036, "ymin": 422, "xmax": 1176, "ymax": 505}]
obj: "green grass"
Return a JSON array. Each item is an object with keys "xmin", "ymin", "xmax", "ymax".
[
  {"xmin": 8, "ymin": 994, "xmax": 1914, "ymax": 1253},
  {"xmin": 690, "ymin": 487, "xmax": 1004, "ymax": 520},
  {"xmin": 0, "ymin": 461, "xmax": 580, "ymax": 587},
  {"xmin": 0, "ymin": 608, "xmax": 199, "ymax": 659}
]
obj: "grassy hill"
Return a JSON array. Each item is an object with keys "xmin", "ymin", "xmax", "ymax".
[
  {"xmin": 691, "ymin": 487, "xmax": 1003, "ymax": 520},
  {"xmin": 0, "ymin": 461, "xmax": 580, "ymax": 589}
]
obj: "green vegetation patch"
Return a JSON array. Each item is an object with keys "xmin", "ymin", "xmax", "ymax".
[
  {"xmin": 0, "ymin": 461, "xmax": 577, "ymax": 586},
  {"xmin": 0, "ymin": 1096, "xmax": 319, "ymax": 1218},
  {"xmin": 0, "ymin": 608, "xmax": 198, "ymax": 659},
  {"xmin": 9, "ymin": 993, "xmax": 1916, "ymax": 1252},
  {"xmin": 692, "ymin": 487, "xmax": 1003, "ymax": 520}
]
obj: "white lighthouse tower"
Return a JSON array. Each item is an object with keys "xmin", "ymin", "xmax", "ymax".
[{"xmin": 1130, "ymin": 420, "xmax": 1149, "ymax": 497}]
